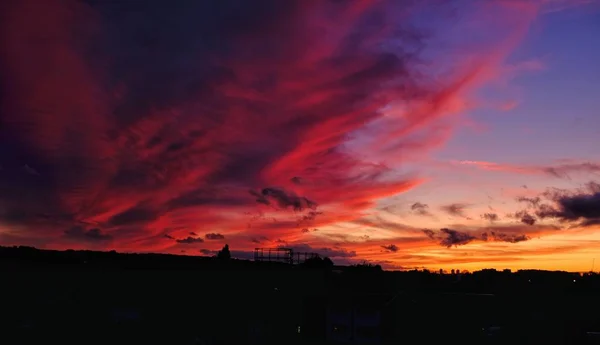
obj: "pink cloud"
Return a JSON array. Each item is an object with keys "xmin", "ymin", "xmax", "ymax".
[{"xmin": 0, "ymin": 0, "xmax": 558, "ymax": 261}]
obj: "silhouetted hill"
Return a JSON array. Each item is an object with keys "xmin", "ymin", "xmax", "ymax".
[{"xmin": 3, "ymin": 245, "xmax": 600, "ymax": 345}]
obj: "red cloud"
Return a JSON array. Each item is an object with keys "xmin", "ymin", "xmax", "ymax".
[{"xmin": 0, "ymin": 0, "xmax": 544, "ymax": 259}]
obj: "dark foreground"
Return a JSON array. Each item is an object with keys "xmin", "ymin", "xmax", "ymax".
[{"xmin": 2, "ymin": 246, "xmax": 600, "ymax": 345}]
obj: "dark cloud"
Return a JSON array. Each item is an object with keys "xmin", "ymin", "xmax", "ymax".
[
  {"xmin": 587, "ymin": 181, "xmax": 600, "ymax": 193},
  {"xmin": 422, "ymin": 229, "xmax": 435, "ymax": 239},
  {"xmin": 301, "ymin": 228, "xmax": 310, "ymax": 233},
  {"xmin": 423, "ymin": 227, "xmax": 531, "ymax": 248},
  {"xmin": 480, "ymin": 231, "xmax": 529, "ymax": 243},
  {"xmin": 164, "ymin": 234, "xmax": 175, "ymax": 240},
  {"xmin": 301, "ymin": 210, "xmax": 323, "ymax": 222},
  {"xmin": 437, "ymin": 228, "xmax": 476, "ymax": 247},
  {"xmin": 514, "ymin": 210, "xmax": 536, "ymax": 225},
  {"xmin": 189, "ymin": 232, "xmax": 198, "ymax": 236},
  {"xmin": 64, "ymin": 226, "xmax": 112, "ymax": 242},
  {"xmin": 516, "ymin": 196, "xmax": 541, "ymax": 208},
  {"xmin": 107, "ymin": 205, "xmax": 159, "ymax": 227},
  {"xmin": 515, "ymin": 182, "xmax": 600, "ymax": 227},
  {"xmin": 543, "ymin": 162, "xmax": 600, "ymax": 179},
  {"xmin": 250, "ymin": 236, "xmax": 269, "ymax": 244},
  {"xmin": 381, "ymin": 244, "xmax": 399, "ymax": 252},
  {"xmin": 176, "ymin": 236, "xmax": 204, "ymax": 244},
  {"xmin": 199, "ymin": 249, "xmax": 214, "ymax": 256},
  {"xmin": 440, "ymin": 203, "xmax": 470, "ymax": 218},
  {"xmin": 581, "ymin": 219, "xmax": 600, "ymax": 227},
  {"xmin": 555, "ymin": 192, "xmax": 600, "ymax": 221},
  {"xmin": 353, "ymin": 217, "xmax": 417, "ymax": 232},
  {"xmin": 250, "ymin": 187, "xmax": 317, "ymax": 212},
  {"xmin": 480, "ymin": 213, "xmax": 499, "ymax": 222},
  {"xmin": 284, "ymin": 243, "xmax": 357, "ymax": 258},
  {"xmin": 166, "ymin": 188, "xmax": 248, "ymax": 210},
  {"xmin": 410, "ymin": 202, "xmax": 431, "ymax": 216},
  {"xmin": 205, "ymin": 233, "xmax": 225, "ymax": 240}
]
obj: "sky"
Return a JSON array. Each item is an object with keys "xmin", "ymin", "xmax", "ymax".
[{"xmin": 0, "ymin": 0, "xmax": 599, "ymax": 272}]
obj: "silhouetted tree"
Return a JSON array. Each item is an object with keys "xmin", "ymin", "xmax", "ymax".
[
  {"xmin": 217, "ymin": 244, "xmax": 231, "ymax": 260},
  {"xmin": 348, "ymin": 262, "xmax": 382, "ymax": 273},
  {"xmin": 301, "ymin": 256, "xmax": 334, "ymax": 269}
]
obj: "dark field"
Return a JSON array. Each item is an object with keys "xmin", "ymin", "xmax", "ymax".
[{"xmin": 2, "ymin": 247, "xmax": 600, "ymax": 345}]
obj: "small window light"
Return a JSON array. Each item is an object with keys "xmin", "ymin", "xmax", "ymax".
[{"xmin": 297, "ymin": 326, "xmax": 301, "ymax": 334}]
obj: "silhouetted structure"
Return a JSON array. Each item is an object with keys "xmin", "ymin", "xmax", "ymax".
[
  {"xmin": 253, "ymin": 247, "xmax": 322, "ymax": 265},
  {"xmin": 254, "ymin": 247, "xmax": 293, "ymax": 264}
]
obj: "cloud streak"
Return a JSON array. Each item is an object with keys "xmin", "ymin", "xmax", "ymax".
[{"xmin": 451, "ymin": 160, "xmax": 600, "ymax": 179}]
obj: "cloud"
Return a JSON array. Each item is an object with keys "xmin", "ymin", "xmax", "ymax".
[
  {"xmin": 536, "ymin": 192, "xmax": 600, "ymax": 227},
  {"xmin": 107, "ymin": 205, "xmax": 160, "ymax": 227},
  {"xmin": 423, "ymin": 225, "xmax": 537, "ymax": 248},
  {"xmin": 481, "ymin": 213, "xmax": 499, "ymax": 222},
  {"xmin": 176, "ymin": 237, "xmax": 204, "ymax": 244},
  {"xmin": 542, "ymin": 0, "xmax": 599, "ymax": 13},
  {"xmin": 353, "ymin": 217, "xmax": 419, "ymax": 233},
  {"xmin": 205, "ymin": 233, "xmax": 225, "ymax": 240},
  {"xmin": 0, "ymin": 0, "xmax": 544, "ymax": 258},
  {"xmin": 381, "ymin": 244, "xmax": 399, "ymax": 252},
  {"xmin": 428, "ymin": 228, "xmax": 477, "ymax": 247},
  {"xmin": 199, "ymin": 249, "xmax": 213, "ymax": 256},
  {"xmin": 516, "ymin": 196, "xmax": 542, "ymax": 208},
  {"xmin": 440, "ymin": 203, "xmax": 470, "ymax": 218},
  {"xmin": 64, "ymin": 226, "xmax": 112, "ymax": 242},
  {"xmin": 250, "ymin": 187, "xmax": 317, "ymax": 212},
  {"xmin": 480, "ymin": 232, "xmax": 529, "ymax": 244},
  {"xmin": 284, "ymin": 243, "xmax": 357, "ymax": 258},
  {"xmin": 250, "ymin": 236, "xmax": 269, "ymax": 244},
  {"xmin": 553, "ymin": 192, "xmax": 600, "ymax": 222},
  {"xmin": 513, "ymin": 182, "xmax": 600, "ymax": 227},
  {"xmin": 410, "ymin": 202, "xmax": 431, "ymax": 216},
  {"xmin": 452, "ymin": 160, "xmax": 600, "ymax": 179},
  {"xmin": 514, "ymin": 210, "xmax": 536, "ymax": 226},
  {"xmin": 543, "ymin": 163, "xmax": 600, "ymax": 179}
]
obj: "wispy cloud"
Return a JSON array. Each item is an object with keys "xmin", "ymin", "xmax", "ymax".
[{"xmin": 450, "ymin": 160, "xmax": 600, "ymax": 179}]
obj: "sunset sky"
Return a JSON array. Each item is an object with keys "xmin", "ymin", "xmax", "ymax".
[{"xmin": 1, "ymin": 0, "xmax": 599, "ymax": 272}]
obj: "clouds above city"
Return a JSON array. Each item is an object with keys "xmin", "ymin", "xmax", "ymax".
[{"xmin": 0, "ymin": 0, "xmax": 598, "ymax": 271}]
